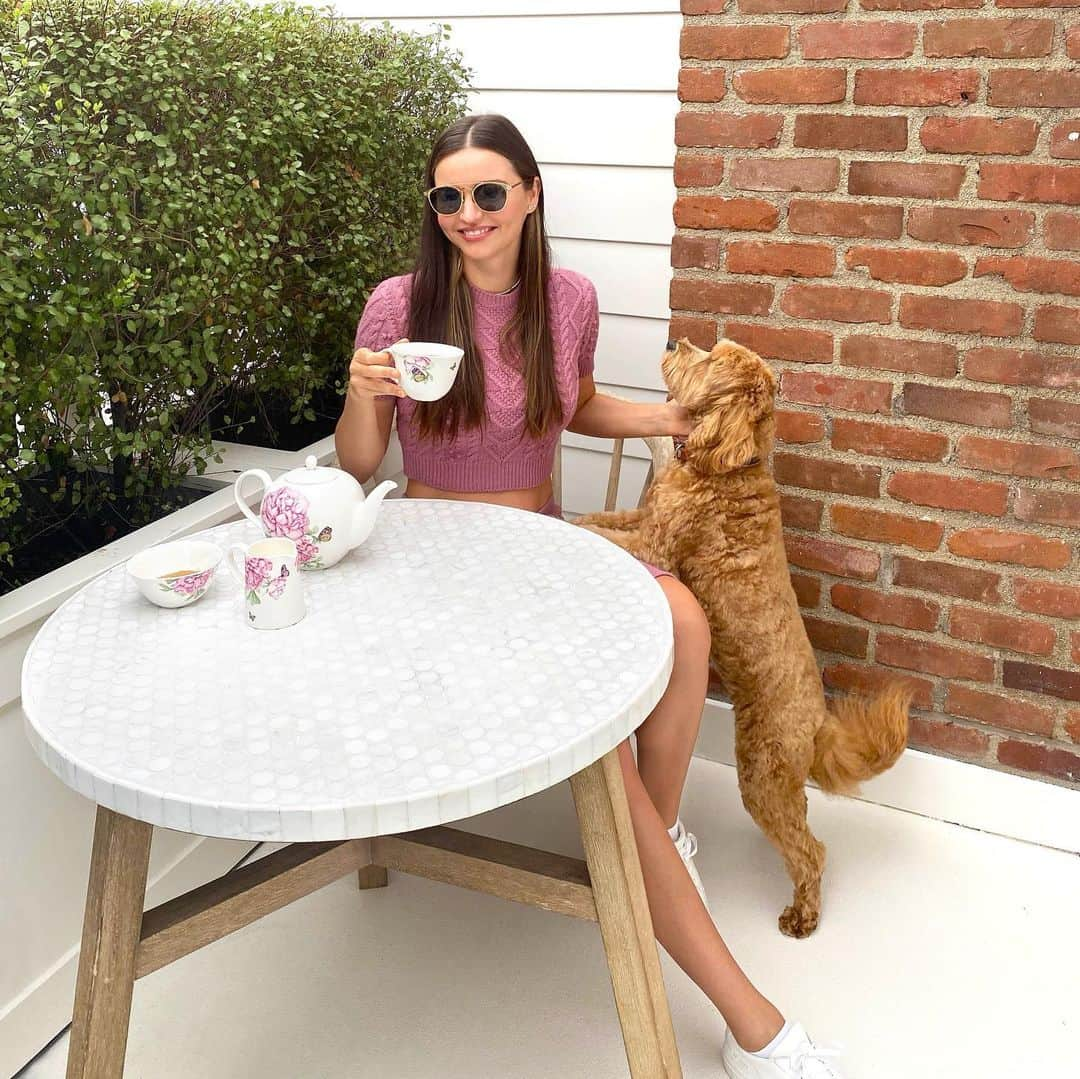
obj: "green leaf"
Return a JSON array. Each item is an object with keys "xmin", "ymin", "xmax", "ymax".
[{"xmin": 0, "ymin": 0, "xmax": 469, "ymax": 571}]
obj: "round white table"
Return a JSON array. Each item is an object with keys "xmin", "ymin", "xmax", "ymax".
[{"xmin": 22, "ymin": 500, "xmax": 683, "ymax": 1078}]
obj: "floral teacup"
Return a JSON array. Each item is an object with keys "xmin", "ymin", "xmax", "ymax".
[
  {"xmin": 226, "ymin": 537, "xmax": 306, "ymax": 630},
  {"xmin": 388, "ymin": 341, "xmax": 464, "ymax": 402},
  {"xmin": 127, "ymin": 540, "xmax": 222, "ymax": 609}
]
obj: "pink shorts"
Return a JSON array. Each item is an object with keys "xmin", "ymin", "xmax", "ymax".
[{"xmin": 538, "ymin": 497, "xmax": 673, "ymax": 580}]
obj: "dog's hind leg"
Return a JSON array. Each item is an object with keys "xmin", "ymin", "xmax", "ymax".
[{"xmin": 734, "ymin": 729, "xmax": 826, "ymax": 938}]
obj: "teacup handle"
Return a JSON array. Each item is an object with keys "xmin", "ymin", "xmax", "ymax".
[
  {"xmin": 226, "ymin": 543, "xmax": 249, "ymax": 588},
  {"xmin": 234, "ymin": 469, "xmax": 272, "ymax": 527}
]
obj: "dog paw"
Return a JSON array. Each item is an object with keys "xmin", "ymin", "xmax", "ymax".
[{"xmin": 778, "ymin": 904, "xmax": 819, "ymax": 938}]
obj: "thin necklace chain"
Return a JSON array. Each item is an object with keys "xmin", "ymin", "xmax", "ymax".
[{"xmin": 495, "ymin": 277, "xmax": 521, "ymax": 295}]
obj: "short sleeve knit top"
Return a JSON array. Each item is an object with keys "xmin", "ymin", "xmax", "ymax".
[{"xmin": 352, "ymin": 268, "xmax": 598, "ymax": 492}]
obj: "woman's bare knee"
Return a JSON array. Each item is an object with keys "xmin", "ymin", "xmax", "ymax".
[{"xmin": 659, "ymin": 578, "xmax": 711, "ymax": 666}]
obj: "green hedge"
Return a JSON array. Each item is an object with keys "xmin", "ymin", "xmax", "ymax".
[{"xmin": 0, "ymin": 0, "xmax": 469, "ymax": 568}]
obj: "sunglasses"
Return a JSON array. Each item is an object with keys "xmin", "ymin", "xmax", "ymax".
[{"xmin": 425, "ymin": 180, "xmax": 525, "ymax": 216}]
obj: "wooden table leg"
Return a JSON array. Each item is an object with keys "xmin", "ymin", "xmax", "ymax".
[
  {"xmin": 67, "ymin": 806, "xmax": 152, "ymax": 1079},
  {"xmin": 570, "ymin": 750, "xmax": 682, "ymax": 1079},
  {"xmin": 357, "ymin": 835, "xmax": 388, "ymax": 889},
  {"xmin": 357, "ymin": 865, "xmax": 388, "ymax": 889}
]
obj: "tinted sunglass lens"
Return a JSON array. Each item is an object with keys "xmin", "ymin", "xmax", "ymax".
[
  {"xmin": 431, "ymin": 187, "xmax": 462, "ymax": 215},
  {"xmin": 474, "ymin": 183, "xmax": 508, "ymax": 212}
]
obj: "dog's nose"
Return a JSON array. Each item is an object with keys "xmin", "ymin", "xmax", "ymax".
[{"xmin": 666, "ymin": 339, "xmax": 677, "ymax": 352}]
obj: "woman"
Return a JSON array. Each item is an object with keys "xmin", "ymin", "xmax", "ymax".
[{"xmin": 336, "ymin": 113, "xmax": 843, "ymax": 1079}]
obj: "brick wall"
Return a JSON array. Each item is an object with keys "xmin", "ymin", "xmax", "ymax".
[{"xmin": 672, "ymin": 0, "xmax": 1079, "ymax": 786}]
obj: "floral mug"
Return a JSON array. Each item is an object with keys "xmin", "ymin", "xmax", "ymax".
[{"xmin": 226, "ymin": 537, "xmax": 306, "ymax": 630}]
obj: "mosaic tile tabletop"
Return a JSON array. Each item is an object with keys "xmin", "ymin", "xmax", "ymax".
[{"xmin": 22, "ymin": 500, "xmax": 674, "ymax": 841}]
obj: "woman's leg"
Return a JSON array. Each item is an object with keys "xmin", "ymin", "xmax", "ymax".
[
  {"xmin": 616, "ymin": 739, "xmax": 785, "ymax": 1051},
  {"xmin": 635, "ymin": 576, "xmax": 711, "ymax": 830},
  {"xmin": 618, "ymin": 577, "xmax": 785, "ymax": 1050}
]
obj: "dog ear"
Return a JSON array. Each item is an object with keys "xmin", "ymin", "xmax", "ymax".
[
  {"xmin": 686, "ymin": 396, "xmax": 757, "ymax": 472},
  {"xmin": 682, "ymin": 393, "xmax": 760, "ymax": 468},
  {"xmin": 748, "ymin": 363, "xmax": 778, "ymax": 417},
  {"xmin": 680, "ymin": 341, "xmax": 775, "ymax": 472}
]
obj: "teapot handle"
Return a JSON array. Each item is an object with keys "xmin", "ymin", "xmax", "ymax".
[{"xmin": 234, "ymin": 468, "xmax": 272, "ymax": 527}]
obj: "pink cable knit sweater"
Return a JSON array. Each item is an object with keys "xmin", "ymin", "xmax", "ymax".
[{"xmin": 352, "ymin": 268, "xmax": 597, "ymax": 492}]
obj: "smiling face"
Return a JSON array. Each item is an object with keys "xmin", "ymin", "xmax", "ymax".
[{"xmin": 432, "ymin": 147, "xmax": 540, "ymax": 271}]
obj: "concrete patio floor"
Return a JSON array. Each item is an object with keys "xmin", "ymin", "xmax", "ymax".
[{"xmin": 20, "ymin": 754, "xmax": 1079, "ymax": 1078}]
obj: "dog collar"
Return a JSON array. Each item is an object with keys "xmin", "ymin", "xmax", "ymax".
[{"xmin": 673, "ymin": 435, "xmax": 760, "ymax": 471}]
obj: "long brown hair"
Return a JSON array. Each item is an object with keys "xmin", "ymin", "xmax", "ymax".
[{"xmin": 407, "ymin": 114, "xmax": 560, "ymax": 441}]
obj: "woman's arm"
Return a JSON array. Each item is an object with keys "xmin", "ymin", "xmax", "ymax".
[
  {"xmin": 335, "ymin": 390, "xmax": 395, "ymax": 485},
  {"xmin": 335, "ymin": 278, "xmax": 408, "ymax": 484},
  {"xmin": 567, "ymin": 375, "xmax": 689, "ymax": 439}
]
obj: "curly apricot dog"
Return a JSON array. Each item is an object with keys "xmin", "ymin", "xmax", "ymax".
[{"xmin": 576, "ymin": 338, "xmax": 910, "ymax": 937}]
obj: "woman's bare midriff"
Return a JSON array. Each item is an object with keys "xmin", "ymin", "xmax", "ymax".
[{"xmin": 404, "ymin": 477, "xmax": 553, "ymax": 512}]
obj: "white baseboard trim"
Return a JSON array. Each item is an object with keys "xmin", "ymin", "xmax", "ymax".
[
  {"xmin": 694, "ymin": 698, "xmax": 1080, "ymax": 857},
  {"xmin": 1, "ymin": 836, "xmax": 253, "ymax": 1078}
]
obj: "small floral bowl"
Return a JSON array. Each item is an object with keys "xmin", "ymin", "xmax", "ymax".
[{"xmin": 127, "ymin": 540, "xmax": 223, "ymax": 609}]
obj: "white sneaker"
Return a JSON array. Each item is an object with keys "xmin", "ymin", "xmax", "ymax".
[
  {"xmin": 721, "ymin": 1021, "xmax": 845, "ymax": 1079},
  {"xmin": 670, "ymin": 817, "xmax": 708, "ymax": 908}
]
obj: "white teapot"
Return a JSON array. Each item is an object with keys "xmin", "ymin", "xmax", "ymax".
[{"xmin": 234, "ymin": 456, "xmax": 396, "ymax": 570}]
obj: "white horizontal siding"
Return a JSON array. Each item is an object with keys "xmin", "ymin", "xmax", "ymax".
[
  {"xmin": 561, "ymin": 444, "xmax": 654, "ymax": 512},
  {"xmin": 594, "ymin": 313, "xmax": 669, "ymax": 392},
  {"xmin": 551, "ymin": 237, "xmax": 671, "ymax": 320},
  {"xmin": 468, "ymin": 90, "xmax": 678, "ymax": 168},
  {"xmin": 543, "ymin": 163, "xmax": 675, "ymax": 246},
  {"xmin": 355, "ymin": 14, "xmax": 680, "ymax": 91},
  {"xmin": 335, "ymin": 1, "xmax": 678, "ymax": 16},
  {"xmin": 339, "ymin": 1, "xmax": 678, "ymax": 513}
]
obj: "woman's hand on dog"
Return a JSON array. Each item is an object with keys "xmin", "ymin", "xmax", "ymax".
[{"xmin": 662, "ymin": 400, "xmax": 692, "ymax": 438}]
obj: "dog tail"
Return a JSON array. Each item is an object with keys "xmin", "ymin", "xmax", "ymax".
[{"xmin": 810, "ymin": 684, "xmax": 911, "ymax": 795}]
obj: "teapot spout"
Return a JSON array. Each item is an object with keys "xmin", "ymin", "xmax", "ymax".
[{"xmin": 350, "ymin": 480, "xmax": 397, "ymax": 548}]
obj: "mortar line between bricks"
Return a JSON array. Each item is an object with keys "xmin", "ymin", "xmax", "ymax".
[{"xmin": 672, "ymin": 6, "xmax": 1080, "ymax": 782}]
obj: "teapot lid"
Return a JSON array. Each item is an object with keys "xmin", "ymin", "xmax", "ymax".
[{"xmin": 281, "ymin": 455, "xmax": 338, "ymax": 486}]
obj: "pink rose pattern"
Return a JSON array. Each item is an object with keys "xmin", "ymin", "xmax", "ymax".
[
  {"xmin": 296, "ymin": 535, "xmax": 318, "ymax": 565},
  {"xmin": 159, "ymin": 568, "xmax": 212, "ymax": 601},
  {"xmin": 259, "ymin": 485, "xmax": 329, "ymax": 569},
  {"xmin": 243, "ymin": 558, "xmax": 292, "ymax": 605},
  {"xmin": 261, "ymin": 486, "xmax": 310, "ymax": 541},
  {"xmin": 245, "ymin": 556, "xmax": 273, "ymax": 593}
]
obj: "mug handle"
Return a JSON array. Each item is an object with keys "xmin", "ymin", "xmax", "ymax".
[
  {"xmin": 234, "ymin": 469, "xmax": 272, "ymax": 527},
  {"xmin": 226, "ymin": 543, "xmax": 248, "ymax": 588}
]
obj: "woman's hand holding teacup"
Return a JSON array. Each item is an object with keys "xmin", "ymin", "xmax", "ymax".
[{"xmin": 349, "ymin": 339, "xmax": 410, "ymax": 400}]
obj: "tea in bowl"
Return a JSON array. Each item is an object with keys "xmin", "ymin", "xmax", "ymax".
[
  {"xmin": 127, "ymin": 539, "xmax": 223, "ymax": 609},
  {"xmin": 388, "ymin": 341, "xmax": 464, "ymax": 402}
]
